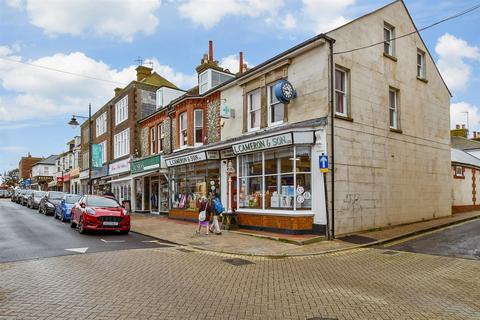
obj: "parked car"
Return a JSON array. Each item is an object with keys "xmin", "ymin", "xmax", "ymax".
[
  {"xmin": 20, "ymin": 190, "xmax": 33, "ymax": 206},
  {"xmin": 11, "ymin": 189, "xmax": 20, "ymax": 202},
  {"xmin": 15, "ymin": 190, "xmax": 25, "ymax": 204},
  {"xmin": 27, "ymin": 191, "xmax": 47, "ymax": 209},
  {"xmin": 70, "ymin": 195, "xmax": 130, "ymax": 234},
  {"xmin": 55, "ymin": 194, "xmax": 81, "ymax": 222},
  {"xmin": 38, "ymin": 191, "xmax": 65, "ymax": 215},
  {"xmin": 0, "ymin": 190, "xmax": 6, "ymax": 198}
]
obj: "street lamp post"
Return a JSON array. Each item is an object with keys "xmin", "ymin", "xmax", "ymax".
[
  {"xmin": 68, "ymin": 103, "xmax": 92, "ymax": 195},
  {"xmin": 226, "ymin": 160, "xmax": 235, "ymax": 213}
]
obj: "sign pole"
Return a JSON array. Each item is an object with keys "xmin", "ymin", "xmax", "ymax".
[{"xmin": 323, "ymin": 172, "xmax": 330, "ymax": 240}]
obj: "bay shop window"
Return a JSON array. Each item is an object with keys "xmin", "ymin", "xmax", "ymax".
[{"xmin": 238, "ymin": 146, "xmax": 312, "ymax": 211}]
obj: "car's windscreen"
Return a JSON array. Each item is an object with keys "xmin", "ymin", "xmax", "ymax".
[
  {"xmin": 86, "ymin": 196, "xmax": 120, "ymax": 208},
  {"xmin": 65, "ymin": 195, "xmax": 81, "ymax": 204},
  {"xmin": 34, "ymin": 192, "xmax": 46, "ymax": 197},
  {"xmin": 49, "ymin": 192, "xmax": 64, "ymax": 200}
]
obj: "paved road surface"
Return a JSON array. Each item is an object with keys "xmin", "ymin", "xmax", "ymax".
[
  {"xmin": 386, "ymin": 219, "xmax": 480, "ymax": 260},
  {"xmin": 0, "ymin": 199, "xmax": 171, "ymax": 262}
]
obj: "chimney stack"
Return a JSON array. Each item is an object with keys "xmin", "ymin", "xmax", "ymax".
[
  {"xmin": 474, "ymin": 132, "xmax": 477, "ymax": 139},
  {"xmin": 239, "ymin": 52, "xmax": 243, "ymax": 73},
  {"xmin": 209, "ymin": 40, "xmax": 213, "ymax": 62},
  {"xmin": 135, "ymin": 65, "xmax": 152, "ymax": 82}
]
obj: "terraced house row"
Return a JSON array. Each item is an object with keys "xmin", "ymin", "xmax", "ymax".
[{"xmin": 66, "ymin": 0, "xmax": 451, "ymax": 236}]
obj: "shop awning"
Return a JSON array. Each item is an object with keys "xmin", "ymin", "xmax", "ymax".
[{"xmin": 107, "ymin": 171, "xmax": 161, "ymax": 184}]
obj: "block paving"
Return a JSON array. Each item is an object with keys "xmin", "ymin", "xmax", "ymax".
[{"xmin": 0, "ymin": 246, "xmax": 479, "ymax": 319}]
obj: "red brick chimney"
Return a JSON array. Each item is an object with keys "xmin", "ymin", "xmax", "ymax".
[
  {"xmin": 209, "ymin": 40, "xmax": 213, "ymax": 62},
  {"xmin": 239, "ymin": 51, "xmax": 243, "ymax": 73}
]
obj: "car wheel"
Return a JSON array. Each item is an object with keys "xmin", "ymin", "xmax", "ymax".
[
  {"xmin": 70, "ymin": 216, "xmax": 76, "ymax": 228},
  {"xmin": 60, "ymin": 213, "xmax": 65, "ymax": 222},
  {"xmin": 38, "ymin": 206, "xmax": 42, "ymax": 213},
  {"xmin": 78, "ymin": 216, "xmax": 86, "ymax": 234}
]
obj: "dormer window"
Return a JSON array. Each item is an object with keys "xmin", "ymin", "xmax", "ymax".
[{"xmin": 198, "ymin": 69, "xmax": 234, "ymax": 94}]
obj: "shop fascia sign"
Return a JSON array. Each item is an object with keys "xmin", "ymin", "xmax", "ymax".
[
  {"xmin": 165, "ymin": 151, "xmax": 219, "ymax": 167},
  {"xmin": 232, "ymin": 133, "xmax": 293, "ymax": 154},
  {"xmin": 131, "ymin": 155, "xmax": 161, "ymax": 174},
  {"xmin": 79, "ymin": 170, "xmax": 89, "ymax": 179},
  {"xmin": 109, "ymin": 158, "xmax": 131, "ymax": 175}
]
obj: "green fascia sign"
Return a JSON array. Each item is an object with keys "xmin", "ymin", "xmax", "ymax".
[{"xmin": 131, "ymin": 155, "xmax": 161, "ymax": 174}]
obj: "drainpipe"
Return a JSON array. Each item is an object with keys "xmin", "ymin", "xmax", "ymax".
[{"xmin": 328, "ymin": 38, "xmax": 336, "ymax": 239}]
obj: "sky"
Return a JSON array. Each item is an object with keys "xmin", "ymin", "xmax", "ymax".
[{"xmin": 0, "ymin": 0, "xmax": 479, "ymax": 175}]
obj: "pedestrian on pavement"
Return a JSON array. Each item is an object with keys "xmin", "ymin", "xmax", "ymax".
[
  {"xmin": 209, "ymin": 193, "xmax": 223, "ymax": 235},
  {"xmin": 196, "ymin": 196, "xmax": 211, "ymax": 235}
]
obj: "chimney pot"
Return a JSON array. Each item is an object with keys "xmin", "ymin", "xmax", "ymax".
[
  {"xmin": 456, "ymin": 124, "xmax": 460, "ymax": 129},
  {"xmin": 209, "ymin": 40, "xmax": 213, "ymax": 62},
  {"xmin": 462, "ymin": 124, "xmax": 466, "ymax": 129},
  {"xmin": 239, "ymin": 52, "xmax": 243, "ymax": 73}
]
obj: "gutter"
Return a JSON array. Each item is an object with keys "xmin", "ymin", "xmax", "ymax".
[{"xmin": 328, "ymin": 37, "xmax": 336, "ymax": 239}]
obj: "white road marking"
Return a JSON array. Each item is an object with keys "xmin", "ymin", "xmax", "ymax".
[
  {"xmin": 100, "ymin": 239, "xmax": 125, "ymax": 243},
  {"xmin": 65, "ymin": 247, "xmax": 88, "ymax": 253}
]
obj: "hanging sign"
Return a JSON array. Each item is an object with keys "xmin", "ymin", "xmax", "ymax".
[
  {"xmin": 92, "ymin": 144, "xmax": 103, "ymax": 168},
  {"xmin": 274, "ymin": 79, "xmax": 297, "ymax": 103}
]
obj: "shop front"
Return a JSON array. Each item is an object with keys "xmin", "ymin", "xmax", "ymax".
[
  {"xmin": 165, "ymin": 151, "xmax": 221, "ymax": 221},
  {"xmin": 229, "ymin": 130, "xmax": 326, "ymax": 234},
  {"xmin": 79, "ymin": 169, "xmax": 89, "ymax": 195},
  {"xmin": 91, "ymin": 165, "xmax": 109, "ymax": 195},
  {"xmin": 69, "ymin": 168, "xmax": 80, "ymax": 194},
  {"xmin": 62, "ymin": 173, "xmax": 71, "ymax": 193},
  {"xmin": 32, "ymin": 176, "xmax": 53, "ymax": 191},
  {"xmin": 107, "ymin": 158, "xmax": 132, "ymax": 209},
  {"xmin": 131, "ymin": 155, "xmax": 168, "ymax": 214}
]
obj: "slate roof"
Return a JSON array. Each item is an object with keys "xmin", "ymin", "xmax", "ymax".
[
  {"xmin": 34, "ymin": 154, "xmax": 58, "ymax": 166},
  {"xmin": 451, "ymin": 148, "xmax": 480, "ymax": 168},
  {"xmin": 451, "ymin": 136, "xmax": 480, "ymax": 151}
]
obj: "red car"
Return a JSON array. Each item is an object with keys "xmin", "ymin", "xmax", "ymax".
[{"xmin": 70, "ymin": 195, "xmax": 130, "ymax": 234}]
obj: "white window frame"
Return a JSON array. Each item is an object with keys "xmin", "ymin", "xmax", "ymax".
[
  {"xmin": 150, "ymin": 127, "xmax": 156, "ymax": 155},
  {"xmin": 95, "ymin": 112, "xmax": 107, "ymax": 137},
  {"xmin": 335, "ymin": 68, "xmax": 349, "ymax": 117},
  {"xmin": 158, "ymin": 123, "xmax": 164, "ymax": 153},
  {"xmin": 179, "ymin": 112, "xmax": 188, "ymax": 148},
  {"xmin": 417, "ymin": 50, "xmax": 426, "ymax": 78},
  {"xmin": 114, "ymin": 128, "xmax": 130, "ymax": 159},
  {"xmin": 267, "ymin": 83, "xmax": 285, "ymax": 127},
  {"xmin": 194, "ymin": 109, "xmax": 204, "ymax": 146},
  {"xmin": 199, "ymin": 70, "xmax": 209, "ymax": 95},
  {"xmin": 384, "ymin": 23, "xmax": 395, "ymax": 56},
  {"xmin": 389, "ymin": 88, "xmax": 399, "ymax": 129},
  {"xmin": 455, "ymin": 166, "xmax": 463, "ymax": 177},
  {"xmin": 247, "ymin": 89, "xmax": 261, "ymax": 132},
  {"xmin": 100, "ymin": 141, "xmax": 107, "ymax": 164},
  {"xmin": 115, "ymin": 96, "xmax": 128, "ymax": 126}
]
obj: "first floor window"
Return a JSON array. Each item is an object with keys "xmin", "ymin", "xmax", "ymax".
[
  {"xmin": 115, "ymin": 96, "xmax": 128, "ymax": 125},
  {"xmin": 179, "ymin": 112, "xmax": 187, "ymax": 147},
  {"xmin": 150, "ymin": 127, "xmax": 156, "ymax": 154},
  {"xmin": 194, "ymin": 109, "xmax": 204, "ymax": 145},
  {"xmin": 389, "ymin": 88, "xmax": 399, "ymax": 129},
  {"xmin": 247, "ymin": 89, "xmax": 261, "ymax": 131},
  {"xmin": 335, "ymin": 68, "xmax": 349, "ymax": 116},
  {"xmin": 238, "ymin": 146, "xmax": 312, "ymax": 211},
  {"xmin": 114, "ymin": 128, "xmax": 130, "ymax": 159},
  {"xmin": 268, "ymin": 83, "xmax": 285, "ymax": 126},
  {"xmin": 158, "ymin": 123, "xmax": 164, "ymax": 152}
]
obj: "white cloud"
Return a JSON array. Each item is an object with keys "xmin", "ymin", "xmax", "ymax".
[
  {"xmin": 7, "ymin": 0, "xmax": 161, "ymax": 42},
  {"xmin": 5, "ymin": 0, "xmax": 24, "ymax": 9},
  {"xmin": 219, "ymin": 54, "xmax": 251, "ymax": 74},
  {"xmin": 0, "ymin": 46, "xmax": 195, "ymax": 121},
  {"xmin": 436, "ymin": 33, "xmax": 480, "ymax": 91},
  {"xmin": 282, "ymin": 13, "xmax": 297, "ymax": 30},
  {"xmin": 302, "ymin": 0, "xmax": 355, "ymax": 33},
  {"xmin": 450, "ymin": 102, "xmax": 480, "ymax": 136},
  {"xmin": 148, "ymin": 58, "xmax": 197, "ymax": 89},
  {"xmin": 0, "ymin": 146, "xmax": 26, "ymax": 153},
  {"xmin": 179, "ymin": 0, "xmax": 284, "ymax": 29}
]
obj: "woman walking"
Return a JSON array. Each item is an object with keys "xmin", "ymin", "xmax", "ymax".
[{"xmin": 196, "ymin": 196, "xmax": 211, "ymax": 235}]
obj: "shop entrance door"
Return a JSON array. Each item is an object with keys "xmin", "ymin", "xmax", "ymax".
[{"xmin": 150, "ymin": 179, "xmax": 159, "ymax": 213}]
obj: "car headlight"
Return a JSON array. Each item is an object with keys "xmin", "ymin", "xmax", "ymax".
[
  {"xmin": 86, "ymin": 207, "xmax": 96, "ymax": 216},
  {"xmin": 123, "ymin": 209, "xmax": 129, "ymax": 216}
]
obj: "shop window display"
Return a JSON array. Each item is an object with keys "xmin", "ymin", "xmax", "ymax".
[
  {"xmin": 238, "ymin": 146, "xmax": 312, "ymax": 211},
  {"xmin": 171, "ymin": 161, "xmax": 220, "ymax": 210}
]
